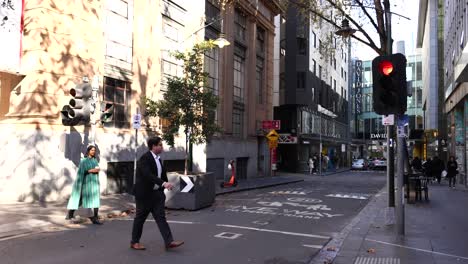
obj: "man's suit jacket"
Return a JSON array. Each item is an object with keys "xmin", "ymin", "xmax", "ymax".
[{"xmin": 134, "ymin": 151, "xmax": 168, "ymax": 201}]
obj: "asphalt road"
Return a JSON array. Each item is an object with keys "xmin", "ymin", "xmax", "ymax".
[{"xmin": 0, "ymin": 171, "xmax": 386, "ymax": 264}]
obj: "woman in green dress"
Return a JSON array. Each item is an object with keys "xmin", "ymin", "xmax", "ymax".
[{"xmin": 65, "ymin": 145, "xmax": 103, "ymax": 225}]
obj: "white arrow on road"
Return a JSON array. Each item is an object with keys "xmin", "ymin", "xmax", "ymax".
[{"xmin": 180, "ymin": 176, "xmax": 194, "ymax": 193}]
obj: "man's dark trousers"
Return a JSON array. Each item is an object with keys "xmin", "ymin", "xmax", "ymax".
[{"xmin": 131, "ymin": 190, "xmax": 173, "ymax": 246}]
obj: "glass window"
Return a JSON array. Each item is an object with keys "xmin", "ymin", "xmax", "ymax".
[
  {"xmin": 362, "ymin": 71, "xmax": 372, "ymax": 86},
  {"xmin": 235, "ymin": 9, "xmax": 246, "ymax": 42},
  {"xmin": 297, "ymin": 72, "xmax": 306, "ymax": 89},
  {"xmin": 297, "ymin": 37, "xmax": 307, "ymax": 55},
  {"xmin": 256, "ymin": 57, "xmax": 264, "ymax": 104},
  {"xmin": 103, "ymin": 77, "xmax": 131, "ymax": 128},
  {"xmin": 312, "ymin": 31, "xmax": 316, "ymax": 48},
  {"xmin": 233, "ymin": 49, "xmax": 245, "ymax": 102},
  {"xmin": 312, "ymin": 59, "xmax": 317, "ymax": 74},
  {"xmin": 257, "ymin": 26, "xmax": 265, "ymax": 55}
]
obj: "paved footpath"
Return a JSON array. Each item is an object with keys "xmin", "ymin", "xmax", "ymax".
[{"xmin": 310, "ymin": 181, "xmax": 468, "ymax": 264}]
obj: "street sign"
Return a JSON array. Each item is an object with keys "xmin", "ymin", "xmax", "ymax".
[
  {"xmin": 262, "ymin": 120, "xmax": 281, "ymax": 130},
  {"xmin": 266, "ymin": 129, "xmax": 279, "ymax": 141},
  {"xmin": 133, "ymin": 114, "xmax": 141, "ymax": 129},
  {"xmin": 180, "ymin": 176, "xmax": 194, "ymax": 193},
  {"xmin": 382, "ymin": 115, "xmax": 394, "ymax": 126},
  {"xmin": 268, "ymin": 140, "xmax": 278, "ymax": 149}
]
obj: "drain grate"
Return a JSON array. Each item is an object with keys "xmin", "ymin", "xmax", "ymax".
[{"xmin": 354, "ymin": 257, "xmax": 400, "ymax": 264}]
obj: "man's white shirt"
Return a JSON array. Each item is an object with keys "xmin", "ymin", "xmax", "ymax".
[{"xmin": 151, "ymin": 151, "xmax": 163, "ymax": 190}]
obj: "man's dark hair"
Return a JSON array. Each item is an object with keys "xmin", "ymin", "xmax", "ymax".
[{"xmin": 147, "ymin": 137, "xmax": 162, "ymax": 150}]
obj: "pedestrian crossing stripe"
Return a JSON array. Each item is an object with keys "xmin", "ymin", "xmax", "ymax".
[
  {"xmin": 269, "ymin": 190, "xmax": 306, "ymax": 195},
  {"xmin": 325, "ymin": 194, "xmax": 368, "ymax": 200}
]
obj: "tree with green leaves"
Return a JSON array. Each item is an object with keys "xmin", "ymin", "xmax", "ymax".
[{"xmin": 145, "ymin": 40, "xmax": 221, "ymax": 175}]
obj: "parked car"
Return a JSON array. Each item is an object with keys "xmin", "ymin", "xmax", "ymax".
[
  {"xmin": 371, "ymin": 158, "xmax": 387, "ymax": 170},
  {"xmin": 352, "ymin": 159, "xmax": 368, "ymax": 170}
]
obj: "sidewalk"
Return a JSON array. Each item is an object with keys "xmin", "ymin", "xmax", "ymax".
[
  {"xmin": 0, "ymin": 171, "xmax": 311, "ymax": 241},
  {"xmin": 312, "ymin": 182, "xmax": 468, "ymax": 264}
]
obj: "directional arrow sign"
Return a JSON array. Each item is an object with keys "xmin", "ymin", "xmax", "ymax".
[{"xmin": 180, "ymin": 176, "xmax": 194, "ymax": 193}]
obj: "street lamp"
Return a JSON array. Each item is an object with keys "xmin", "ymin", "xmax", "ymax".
[
  {"xmin": 213, "ymin": 33, "xmax": 230, "ymax": 48},
  {"xmin": 334, "ymin": 19, "xmax": 357, "ymax": 38},
  {"xmin": 183, "ymin": 15, "xmax": 230, "ymax": 49},
  {"xmin": 335, "ymin": 18, "xmax": 356, "ymax": 168}
]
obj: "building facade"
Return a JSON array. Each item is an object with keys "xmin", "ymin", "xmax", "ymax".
[
  {"xmin": 274, "ymin": 6, "xmax": 351, "ymax": 173},
  {"xmin": 0, "ymin": 0, "xmax": 281, "ymax": 203},
  {"xmin": 417, "ymin": 0, "xmax": 448, "ymax": 163},
  {"xmin": 441, "ymin": 0, "xmax": 468, "ymax": 186}
]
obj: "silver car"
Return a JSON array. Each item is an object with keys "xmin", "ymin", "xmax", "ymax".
[{"xmin": 352, "ymin": 159, "xmax": 368, "ymax": 170}]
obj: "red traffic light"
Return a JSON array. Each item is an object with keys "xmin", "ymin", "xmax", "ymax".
[{"xmin": 379, "ymin": 60, "xmax": 394, "ymax": 76}]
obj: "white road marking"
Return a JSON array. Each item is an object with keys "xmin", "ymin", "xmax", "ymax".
[
  {"xmin": 326, "ymin": 194, "xmax": 368, "ymax": 200},
  {"xmin": 269, "ymin": 191, "xmax": 307, "ymax": 195},
  {"xmin": 216, "ymin": 224, "xmax": 330, "ymax": 239},
  {"xmin": 214, "ymin": 232, "xmax": 242, "ymax": 240},
  {"xmin": 252, "ymin": 220, "xmax": 269, "ymax": 225},
  {"xmin": 216, "ymin": 198, "xmax": 261, "ymax": 201},
  {"xmin": 366, "ymin": 238, "xmax": 468, "ymax": 260},
  {"xmin": 303, "ymin": 244, "xmax": 323, "ymax": 249},
  {"xmin": 167, "ymin": 220, "xmax": 199, "ymax": 224}
]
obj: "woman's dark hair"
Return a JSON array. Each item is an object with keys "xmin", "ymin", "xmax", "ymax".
[
  {"xmin": 147, "ymin": 137, "xmax": 162, "ymax": 150},
  {"xmin": 86, "ymin": 145, "xmax": 96, "ymax": 157}
]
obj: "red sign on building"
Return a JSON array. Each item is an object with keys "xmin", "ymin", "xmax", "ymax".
[{"xmin": 262, "ymin": 120, "xmax": 281, "ymax": 130}]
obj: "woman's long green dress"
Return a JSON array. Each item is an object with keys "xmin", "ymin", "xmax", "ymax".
[{"xmin": 67, "ymin": 157, "xmax": 100, "ymax": 209}]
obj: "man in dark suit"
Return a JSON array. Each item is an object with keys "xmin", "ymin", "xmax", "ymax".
[{"xmin": 130, "ymin": 136, "xmax": 184, "ymax": 250}]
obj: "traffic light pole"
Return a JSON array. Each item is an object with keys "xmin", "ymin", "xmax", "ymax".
[
  {"xmin": 384, "ymin": 0, "xmax": 404, "ymax": 235},
  {"xmin": 383, "ymin": 0, "xmax": 396, "ymax": 227}
]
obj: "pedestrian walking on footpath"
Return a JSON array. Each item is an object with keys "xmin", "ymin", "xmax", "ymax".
[
  {"xmin": 308, "ymin": 156, "xmax": 314, "ymax": 175},
  {"xmin": 432, "ymin": 156, "xmax": 445, "ymax": 184},
  {"xmin": 65, "ymin": 145, "xmax": 103, "ymax": 225},
  {"xmin": 446, "ymin": 156, "xmax": 458, "ymax": 188},
  {"xmin": 411, "ymin": 156, "xmax": 423, "ymax": 172},
  {"xmin": 130, "ymin": 136, "xmax": 184, "ymax": 251},
  {"xmin": 423, "ymin": 158, "xmax": 433, "ymax": 181}
]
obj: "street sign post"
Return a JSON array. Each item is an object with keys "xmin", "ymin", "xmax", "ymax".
[
  {"xmin": 133, "ymin": 114, "xmax": 141, "ymax": 129},
  {"xmin": 266, "ymin": 130, "xmax": 279, "ymax": 174},
  {"xmin": 382, "ymin": 115, "xmax": 394, "ymax": 126}
]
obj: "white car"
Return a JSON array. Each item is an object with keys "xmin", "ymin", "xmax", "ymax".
[{"xmin": 352, "ymin": 159, "xmax": 368, "ymax": 170}]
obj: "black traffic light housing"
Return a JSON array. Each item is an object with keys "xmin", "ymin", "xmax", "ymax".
[
  {"xmin": 372, "ymin": 53, "xmax": 407, "ymax": 115},
  {"xmin": 61, "ymin": 83, "xmax": 93, "ymax": 126},
  {"xmin": 100, "ymin": 102, "xmax": 114, "ymax": 124}
]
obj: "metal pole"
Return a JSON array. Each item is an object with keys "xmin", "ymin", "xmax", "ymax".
[
  {"xmin": 396, "ymin": 116, "xmax": 405, "ymax": 235},
  {"xmin": 133, "ymin": 108, "xmax": 140, "ymax": 190},
  {"xmin": 319, "ymin": 111, "xmax": 322, "ymax": 176},
  {"xmin": 384, "ymin": 0, "xmax": 396, "ymax": 208}
]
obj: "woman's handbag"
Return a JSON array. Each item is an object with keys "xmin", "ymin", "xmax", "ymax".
[{"xmin": 441, "ymin": 170, "xmax": 447, "ymax": 178}]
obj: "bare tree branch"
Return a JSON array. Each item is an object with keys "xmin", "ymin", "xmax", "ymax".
[
  {"xmin": 354, "ymin": 0, "xmax": 385, "ymax": 38},
  {"xmin": 373, "ymin": 0, "xmax": 386, "ymax": 53},
  {"xmin": 322, "ymin": 0, "xmax": 382, "ymax": 54}
]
